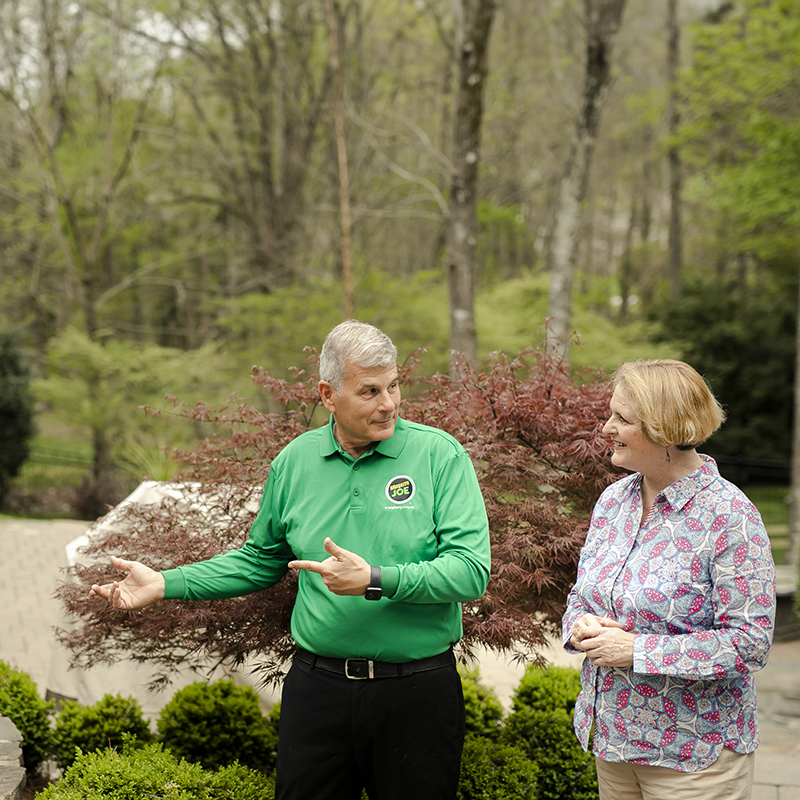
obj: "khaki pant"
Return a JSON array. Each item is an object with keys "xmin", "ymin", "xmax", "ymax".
[{"xmin": 596, "ymin": 747, "xmax": 755, "ymax": 800}]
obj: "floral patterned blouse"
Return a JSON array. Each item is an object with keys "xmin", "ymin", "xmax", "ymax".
[{"xmin": 562, "ymin": 456, "xmax": 776, "ymax": 772}]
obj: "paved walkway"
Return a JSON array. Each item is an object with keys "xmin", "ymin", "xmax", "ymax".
[{"xmin": 1, "ymin": 517, "xmax": 799, "ymax": 798}]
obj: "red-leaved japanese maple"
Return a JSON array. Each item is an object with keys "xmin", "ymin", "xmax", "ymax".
[{"xmin": 55, "ymin": 346, "xmax": 618, "ymax": 688}]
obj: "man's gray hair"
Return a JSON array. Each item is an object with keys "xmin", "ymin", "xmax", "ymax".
[{"xmin": 319, "ymin": 320, "xmax": 398, "ymax": 392}]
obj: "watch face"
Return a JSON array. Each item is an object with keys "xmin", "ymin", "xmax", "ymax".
[{"xmin": 364, "ymin": 587, "xmax": 382, "ymax": 601}]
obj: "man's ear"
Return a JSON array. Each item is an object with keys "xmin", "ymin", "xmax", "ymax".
[{"xmin": 318, "ymin": 380, "xmax": 336, "ymax": 413}]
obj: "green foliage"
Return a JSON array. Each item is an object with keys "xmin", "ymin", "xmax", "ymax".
[
  {"xmin": 0, "ymin": 660, "xmax": 54, "ymax": 774},
  {"xmin": 37, "ymin": 739, "xmax": 275, "ymax": 800},
  {"xmin": 116, "ymin": 435, "xmax": 181, "ymax": 482},
  {"xmin": 476, "ymin": 272, "xmax": 674, "ymax": 371},
  {"xmin": 51, "ymin": 694, "xmax": 154, "ymax": 770},
  {"xmin": 156, "ymin": 679, "xmax": 278, "ymax": 773},
  {"xmin": 647, "ymin": 274, "xmax": 796, "ymax": 460},
  {"xmin": 457, "ymin": 734, "xmax": 539, "ymax": 800},
  {"xmin": 476, "ymin": 199, "xmax": 538, "ymax": 285},
  {"xmin": 34, "ymin": 329, "xmax": 229, "ymax": 458},
  {"xmin": 459, "ymin": 666, "xmax": 504, "ymax": 741},
  {"xmin": 502, "ymin": 665, "xmax": 597, "ymax": 800},
  {"xmin": 0, "ymin": 331, "xmax": 34, "ymax": 505},
  {"xmin": 680, "ymin": 0, "xmax": 800, "ymax": 258},
  {"xmin": 210, "ymin": 268, "xmax": 451, "ymax": 383},
  {"xmin": 510, "ymin": 664, "xmax": 583, "ymax": 716}
]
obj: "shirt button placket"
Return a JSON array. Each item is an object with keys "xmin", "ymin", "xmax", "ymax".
[{"xmin": 350, "ymin": 462, "xmax": 363, "ymax": 512}]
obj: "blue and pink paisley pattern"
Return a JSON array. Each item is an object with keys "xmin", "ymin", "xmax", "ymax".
[{"xmin": 563, "ymin": 456, "xmax": 776, "ymax": 772}]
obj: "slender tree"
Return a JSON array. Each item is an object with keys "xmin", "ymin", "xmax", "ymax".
[
  {"xmin": 546, "ymin": 0, "xmax": 627, "ymax": 361},
  {"xmin": 667, "ymin": 0, "xmax": 682, "ymax": 300},
  {"xmin": 447, "ymin": 0, "xmax": 496, "ymax": 369},
  {"xmin": 325, "ymin": 0, "xmax": 354, "ymax": 319}
]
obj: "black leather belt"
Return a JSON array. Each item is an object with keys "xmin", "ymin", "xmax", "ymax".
[{"xmin": 294, "ymin": 647, "xmax": 455, "ymax": 680}]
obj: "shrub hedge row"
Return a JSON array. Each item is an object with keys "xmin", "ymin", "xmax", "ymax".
[{"xmin": 0, "ymin": 659, "xmax": 596, "ymax": 800}]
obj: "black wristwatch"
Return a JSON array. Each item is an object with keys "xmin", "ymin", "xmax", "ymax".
[{"xmin": 364, "ymin": 565, "xmax": 382, "ymax": 601}]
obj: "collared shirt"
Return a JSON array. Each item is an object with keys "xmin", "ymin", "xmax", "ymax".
[
  {"xmin": 563, "ymin": 456, "xmax": 776, "ymax": 772},
  {"xmin": 163, "ymin": 415, "xmax": 491, "ymax": 662}
]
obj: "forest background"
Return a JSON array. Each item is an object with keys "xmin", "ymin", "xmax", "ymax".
[{"xmin": 0, "ymin": 0, "xmax": 797, "ymax": 535}]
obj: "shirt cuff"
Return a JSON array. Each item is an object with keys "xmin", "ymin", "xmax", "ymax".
[
  {"xmin": 162, "ymin": 568, "xmax": 187, "ymax": 600},
  {"xmin": 380, "ymin": 566, "xmax": 400, "ymax": 598}
]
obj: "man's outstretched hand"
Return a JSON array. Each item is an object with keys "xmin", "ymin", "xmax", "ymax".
[
  {"xmin": 90, "ymin": 555, "xmax": 165, "ymax": 610},
  {"xmin": 289, "ymin": 537, "xmax": 371, "ymax": 596}
]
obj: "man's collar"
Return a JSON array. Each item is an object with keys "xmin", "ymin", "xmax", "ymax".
[{"xmin": 319, "ymin": 414, "xmax": 407, "ymax": 459}]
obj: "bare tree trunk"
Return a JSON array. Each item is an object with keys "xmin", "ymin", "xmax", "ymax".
[
  {"xmin": 546, "ymin": 0, "xmax": 626, "ymax": 361},
  {"xmin": 787, "ymin": 266, "xmax": 800, "ymax": 568},
  {"xmin": 325, "ymin": 0, "xmax": 354, "ymax": 319},
  {"xmin": 447, "ymin": 0, "xmax": 496, "ymax": 371},
  {"xmin": 667, "ymin": 0, "xmax": 682, "ymax": 300},
  {"xmin": 619, "ymin": 195, "xmax": 636, "ymax": 319}
]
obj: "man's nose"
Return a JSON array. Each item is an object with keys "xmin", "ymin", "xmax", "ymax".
[{"xmin": 376, "ymin": 389, "xmax": 396, "ymax": 409}]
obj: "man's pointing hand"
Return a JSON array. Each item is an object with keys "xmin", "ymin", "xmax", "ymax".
[{"xmin": 289, "ymin": 537, "xmax": 372, "ymax": 596}]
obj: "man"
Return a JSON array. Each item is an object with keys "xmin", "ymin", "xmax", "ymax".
[{"xmin": 91, "ymin": 320, "xmax": 491, "ymax": 800}]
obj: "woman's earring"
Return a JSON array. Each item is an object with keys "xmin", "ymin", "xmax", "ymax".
[{"xmin": 665, "ymin": 448, "xmax": 671, "ymax": 463}]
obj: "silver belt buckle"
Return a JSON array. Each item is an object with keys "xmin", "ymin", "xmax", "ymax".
[{"xmin": 345, "ymin": 658, "xmax": 374, "ymax": 680}]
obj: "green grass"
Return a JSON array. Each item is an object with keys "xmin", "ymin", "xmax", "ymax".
[
  {"xmin": 745, "ymin": 486, "xmax": 789, "ymax": 527},
  {"xmin": 744, "ymin": 486, "xmax": 790, "ymax": 565}
]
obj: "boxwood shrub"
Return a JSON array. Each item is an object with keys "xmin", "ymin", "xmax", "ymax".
[
  {"xmin": 51, "ymin": 693, "xmax": 154, "ymax": 770},
  {"xmin": 501, "ymin": 665, "xmax": 597, "ymax": 800},
  {"xmin": 459, "ymin": 666, "xmax": 504, "ymax": 741},
  {"xmin": 37, "ymin": 739, "xmax": 275, "ymax": 800},
  {"xmin": 0, "ymin": 660, "xmax": 54, "ymax": 774},
  {"xmin": 458, "ymin": 734, "xmax": 539, "ymax": 800},
  {"xmin": 156, "ymin": 678, "xmax": 278, "ymax": 773}
]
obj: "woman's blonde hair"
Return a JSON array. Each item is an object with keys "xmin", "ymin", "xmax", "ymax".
[{"xmin": 612, "ymin": 359, "xmax": 726, "ymax": 449}]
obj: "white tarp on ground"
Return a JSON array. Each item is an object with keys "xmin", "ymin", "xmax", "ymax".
[{"xmin": 46, "ymin": 480, "xmax": 280, "ymax": 719}]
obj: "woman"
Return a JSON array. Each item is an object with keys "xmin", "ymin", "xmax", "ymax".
[{"xmin": 563, "ymin": 359, "xmax": 776, "ymax": 800}]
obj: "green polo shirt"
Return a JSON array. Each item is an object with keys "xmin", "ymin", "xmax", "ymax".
[{"xmin": 162, "ymin": 416, "xmax": 491, "ymax": 662}]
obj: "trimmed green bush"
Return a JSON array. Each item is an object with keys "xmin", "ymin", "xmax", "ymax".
[
  {"xmin": 459, "ymin": 666, "xmax": 504, "ymax": 741},
  {"xmin": 0, "ymin": 660, "xmax": 54, "ymax": 773},
  {"xmin": 37, "ymin": 739, "xmax": 275, "ymax": 799},
  {"xmin": 511, "ymin": 663, "xmax": 582, "ymax": 715},
  {"xmin": 156, "ymin": 679, "xmax": 278, "ymax": 772},
  {"xmin": 458, "ymin": 734, "xmax": 539, "ymax": 800},
  {"xmin": 51, "ymin": 693, "xmax": 154, "ymax": 770},
  {"xmin": 502, "ymin": 665, "xmax": 597, "ymax": 800}
]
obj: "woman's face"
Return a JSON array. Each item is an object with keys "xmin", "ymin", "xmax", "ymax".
[{"xmin": 602, "ymin": 386, "xmax": 665, "ymax": 476}]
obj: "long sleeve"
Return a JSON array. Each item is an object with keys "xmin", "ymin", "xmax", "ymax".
[
  {"xmin": 384, "ymin": 450, "xmax": 491, "ymax": 604},
  {"xmin": 162, "ymin": 466, "xmax": 294, "ymax": 601},
  {"xmin": 633, "ymin": 507, "xmax": 775, "ymax": 680}
]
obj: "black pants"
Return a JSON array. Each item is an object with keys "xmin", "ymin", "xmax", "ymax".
[{"xmin": 275, "ymin": 655, "xmax": 466, "ymax": 800}]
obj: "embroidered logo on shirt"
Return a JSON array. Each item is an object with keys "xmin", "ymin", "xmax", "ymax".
[{"xmin": 385, "ymin": 475, "xmax": 415, "ymax": 504}]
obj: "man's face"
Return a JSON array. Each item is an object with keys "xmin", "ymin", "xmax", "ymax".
[{"xmin": 319, "ymin": 363, "xmax": 400, "ymax": 457}]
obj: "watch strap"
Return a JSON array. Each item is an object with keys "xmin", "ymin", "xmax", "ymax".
[{"xmin": 364, "ymin": 565, "xmax": 382, "ymax": 600}]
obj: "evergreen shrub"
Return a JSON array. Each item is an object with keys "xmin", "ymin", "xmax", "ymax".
[
  {"xmin": 156, "ymin": 679, "xmax": 278, "ymax": 772},
  {"xmin": 502, "ymin": 665, "xmax": 597, "ymax": 800},
  {"xmin": 51, "ymin": 693, "xmax": 154, "ymax": 770},
  {"xmin": 459, "ymin": 666, "xmax": 504, "ymax": 741},
  {"xmin": 0, "ymin": 660, "xmax": 54, "ymax": 773},
  {"xmin": 511, "ymin": 664, "xmax": 582, "ymax": 715},
  {"xmin": 457, "ymin": 734, "xmax": 539, "ymax": 800},
  {"xmin": 37, "ymin": 739, "xmax": 275, "ymax": 800}
]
